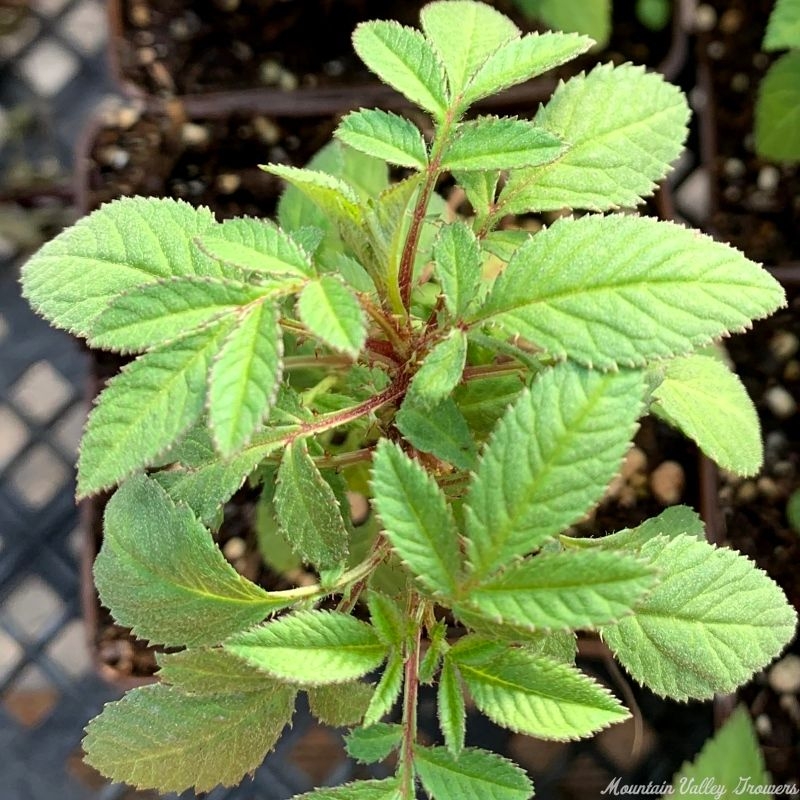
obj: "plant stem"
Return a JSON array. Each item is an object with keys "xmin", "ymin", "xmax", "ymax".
[
  {"xmin": 399, "ymin": 594, "xmax": 426, "ymax": 799},
  {"xmin": 462, "ymin": 362, "xmax": 527, "ymax": 380},
  {"xmin": 336, "ymin": 533, "xmax": 387, "ymax": 614},
  {"xmin": 360, "ymin": 294, "xmax": 408, "ymax": 358},
  {"xmin": 282, "ymin": 355, "xmax": 353, "ymax": 370}
]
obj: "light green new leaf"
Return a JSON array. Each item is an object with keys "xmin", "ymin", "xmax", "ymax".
[
  {"xmin": 20, "ymin": 197, "xmax": 221, "ymax": 338},
  {"xmin": 477, "ymin": 215, "xmax": 785, "ymax": 369},
  {"xmin": 454, "ymin": 648, "xmax": 629, "ymax": 740},
  {"xmin": 225, "ymin": 611, "xmax": 387, "ymax": 685},
  {"xmin": 434, "ymin": 221, "xmax": 482, "ymax": 319},
  {"xmin": 275, "ymin": 439, "xmax": 349, "ymax": 570},
  {"xmin": 196, "ymin": 216, "xmax": 314, "ymax": 278},
  {"xmin": 292, "ymin": 779, "xmax": 401, "ymax": 800},
  {"xmin": 462, "ymin": 31, "xmax": 592, "ymax": 107},
  {"xmin": 526, "ymin": 0, "xmax": 611, "ymax": 48},
  {"xmin": 371, "ymin": 439, "xmax": 462, "ymax": 596},
  {"xmin": 464, "ymin": 363, "xmax": 645, "ymax": 579},
  {"xmin": 440, "ymin": 117, "xmax": 564, "ymax": 172},
  {"xmin": 415, "ymin": 746, "xmax": 533, "ymax": 800},
  {"xmin": 651, "ymin": 354, "xmax": 763, "ymax": 476},
  {"xmin": 89, "ymin": 276, "xmax": 267, "ymax": 353},
  {"xmin": 420, "ymin": 1, "xmax": 519, "ymax": 96},
  {"xmin": 78, "ymin": 324, "xmax": 227, "ymax": 497},
  {"xmin": 362, "ymin": 650, "xmax": 404, "ymax": 726},
  {"xmin": 367, "ymin": 592, "xmax": 407, "ymax": 646},
  {"xmin": 297, "ymin": 275, "xmax": 367, "ymax": 357},
  {"xmin": 307, "ymin": 682, "xmax": 375, "ymax": 727},
  {"xmin": 763, "ymin": 0, "xmax": 800, "ymax": 51},
  {"xmin": 395, "ymin": 396, "xmax": 478, "ymax": 471},
  {"xmin": 462, "ymin": 549, "xmax": 655, "ymax": 631},
  {"xmin": 352, "ymin": 21, "xmax": 449, "ymax": 118},
  {"xmin": 498, "ymin": 63, "xmax": 689, "ymax": 213},
  {"xmin": 336, "ymin": 109, "xmax": 428, "ymax": 169},
  {"xmin": 454, "ymin": 171, "xmax": 499, "ymax": 222},
  {"xmin": 96, "ymin": 476, "xmax": 290, "ymax": 646},
  {"xmin": 671, "ymin": 706, "xmax": 772, "ymax": 798},
  {"xmin": 755, "ymin": 52, "xmax": 800, "ymax": 162},
  {"xmin": 408, "ymin": 329, "xmax": 468, "ymax": 408},
  {"xmin": 345, "ymin": 723, "xmax": 403, "ymax": 764},
  {"xmin": 208, "ymin": 301, "xmax": 283, "ymax": 457},
  {"xmin": 438, "ymin": 659, "xmax": 466, "ymax": 755},
  {"xmin": 602, "ymin": 535, "xmax": 798, "ymax": 700},
  {"xmin": 83, "ymin": 683, "xmax": 295, "ymax": 795}
]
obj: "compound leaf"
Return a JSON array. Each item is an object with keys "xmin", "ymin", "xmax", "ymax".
[
  {"xmin": 336, "ymin": 109, "xmax": 428, "ymax": 169},
  {"xmin": 408, "ymin": 329, "xmax": 468, "ymax": 408},
  {"xmin": 602, "ymin": 535, "xmax": 798, "ymax": 700},
  {"xmin": 308, "ymin": 682, "xmax": 375, "ymax": 727},
  {"xmin": 293, "ymin": 779, "xmax": 401, "ymax": 800},
  {"xmin": 438, "ymin": 659, "xmax": 466, "ymax": 755},
  {"xmin": 345, "ymin": 723, "xmax": 403, "ymax": 764},
  {"xmin": 297, "ymin": 275, "xmax": 367, "ymax": 357},
  {"xmin": 362, "ymin": 650, "xmax": 404, "ymax": 726}
]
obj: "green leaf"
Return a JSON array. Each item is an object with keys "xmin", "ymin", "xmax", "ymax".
[
  {"xmin": 460, "ymin": 549, "xmax": 655, "ymax": 631},
  {"xmin": 275, "ymin": 439, "xmax": 349, "ymax": 570},
  {"xmin": 415, "ymin": 746, "xmax": 534, "ymax": 800},
  {"xmin": 454, "ymin": 171, "xmax": 499, "ymax": 222},
  {"xmin": 157, "ymin": 647, "xmax": 282, "ymax": 694},
  {"xmin": 84, "ymin": 683, "xmax": 295, "ymax": 794},
  {"xmin": 77, "ymin": 324, "xmax": 227, "ymax": 497},
  {"xmin": 367, "ymin": 592, "xmax": 407, "ymax": 646},
  {"xmin": 755, "ymin": 52, "xmax": 800, "ymax": 162},
  {"xmin": 307, "ymin": 682, "xmax": 375, "ymax": 727},
  {"xmin": 453, "ymin": 374, "xmax": 525, "ymax": 436},
  {"xmin": 20, "ymin": 197, "xmax": 222, "ymax": 338},
  {"xmin": 763, "ymin": 0, "xmax": 800, "ymax": 51},
  {"xmin": 602, "ymin": 535, "xmax": 798, "ymax": 700},
  {"xmin": 671, "ymin": 706, "xmax": 772, "ymax": 798},
  {"xmin": 197, "ymin": 217, "xmax": 314, "ymax": 277},
  {"xmin": 438, "ymin": 659, "xmax": 466, "ymax": 755},
  {"xmin": 420, "ymin": 1, "xmax": 519, "ymax": 95},
  {"xmin": 297, "ymin": 275, "xmax": 367, "ymax": 357},
  {"xmin": 363, "ymin": 650, "xmax": 404, "ymax": 726},
  {"xmin": 89, "ymin": 276, "xmax": 267, "ymax": 353},
  {"xmin": 208, "ymin": 302, "xmax": 283, "ymax": 456},
  {"xmin": 293, "ymin": 780, "xmax": 401, "ymax": 800},
  {"xmin": 336, "ymin": 109, "xmax": 428, "ymax": 170},
  {"xmin": 529, "ymin": 0, "xmax": 611, "ymax": 48},
  {"xmin": 225, "ymin": 610, "xmax": 387, "ymax": 685},
  {"xmin": 498, "ymin": 64, "xmax": 689, "ymax": 213},
  {"xmin": 433, "ymin": 221, "xmax": 482, "ymax": 321},
  {"xmin": 396, "ymin": 396, "xmax": 478, "ymax": 471},
  {"xmin": 352, "ymin": 21, "xmax": 448, "ymax": 118},
  {"xmin": 420, "ymin": 619, "xmax": 448, "ymax": 683},
  {"xmin": 477, "ymin": 215, "xmax": 786, "ymax": 369},
  {"xmin": 371, "ymin": 439, "xmax": 462, "ymax": 596},
  {"xmin": 453, "ymin": 647, "xmax": 629, "ymax": 740},
  {"xmin": 408, "ymin": 329, "xmax": 468, "ymax": 408},
  {"xmin": 345, "ymin": 723, "xmax": 403, "ymax": 764},
  {"xmin": 96, "ymin": 476, "xmax": 290, "ymax": 647},
  {"xmin": 325, "ymin": 253, "xmax": 377, "ymax": 294},
  {"xmin": 462, "ymin": 31, "xmax": 592, "ymax": 107},
  {"xmin": 441, "ymin": 117, "xmax": 564, "ymax": 172},
  {"xmin": 464, "ymin": 363, "xmax": 645, "ymax": 579},
  {"xmin": 651, "ymin": 354, "xmax": 763, "ymax": 476}
]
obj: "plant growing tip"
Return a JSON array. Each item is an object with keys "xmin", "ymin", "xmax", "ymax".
[{"xmin": 19, "ymin": 1, "xmax": 796, "ymax": 798}]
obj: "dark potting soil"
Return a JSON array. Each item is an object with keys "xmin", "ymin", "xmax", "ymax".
[{"xmin": 700, "ymin": 0, "xmax": 800, "ymax": 265}]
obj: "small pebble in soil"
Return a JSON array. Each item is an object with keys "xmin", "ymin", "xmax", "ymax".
[
  {"xmin": 723, "ymin": 185, "xmax": 742, "ymax": 203},
  {"xmin": 757, "ymin": 165, "xmax": 781, "ymax": 193},
  {"xmin": 115, "ymin": 106, "xmax": 141, "ymax": 130},
  {"xmin": 770, "ymin": 331, "xmax": 800, "ymax": 362},
  {"xmin": 650, "ymin": 460, "xmax": 685, "ymax": 505},
  {"xmin": 756, "ymin": 476, "xmax": 782, "ymax": 501},
  {"xmin": 706, "ymin": 40, "xmax": 725, "ymax": 60},
  {"xmin": 137, "ymin": 47, "xmax": 156, "ymax": 66},
  {"xmin": 754, "ymin": 713, "xmax": 772, "ymax": 737},
  {"xmin": 764, "ymin": 385, "xmax": 797, "ymax": 419},
  {"xmin": 324, "ymin": 60, "xmax": 346, "ymax": 77},
  {"xmin": 223, "ymin": 537, "xmax": 247, "ymax": 561},
  {"xmin": 168, "ymin": 18, "xmax": 192, "ymax": 41},
  {"xmin": 254, "ymin": 116, "xmax": 281, "ymax": 145},
  {"xmin": 779, "ymin": 694, "xmax": 800, "ymax": 726},
  {"xmin": 279, "ymin": 71, "xmax": 299, "ymax": 92},
  {"xmin": 216, "ymin": 174, "xmax": 241, "ymax": 194},
  {"xmin": 181, "ymin": 122, "xmax": 210, "ymax": 147},
  {"xmin": 129, "ymin": 0, "xmax": 150, "ymax": 27},
  {"xmin": 730, "ymin": 72, "xmax": 750, "ymax": 93},
  {"xmin": 214, "ymin": 0, "xmax": 240, "ymax": 11},
  {"xmin": 736, "ymin": 480, "xmax": 758, "ymax": 504},
  {"xmin": 231, "ymin": 41, "xmax": 252, "ymax": 61},
  {"xmin": 97, "ymin": 146, "xmax": 130, "ymax": 170},
  {"xmin": 260, "ymin": 60, "xmax": 282, "ymax": 85},
  {"xmin": 724, "ymin": 158, "xmax": 747, "ymax": 180},
  {"xmin": 622, "ymin": 446, "xmax": 647, "ymax": 479},
  {"xmin": 772, "ymin": 460, "xmax": 794, "ymax": 479},
  {"xmin": 784, "ymin": 360, "xmax": 800, "ymax": 382},
  {"xmin": 719, "ymin": 8, "xmax": 743, "ymax": 34},
  {"xmin": 694, "ymin": 4, "xmax": 717, "ymax": 32}
]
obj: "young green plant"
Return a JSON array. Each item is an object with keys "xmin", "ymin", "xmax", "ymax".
[{"xmin": 20, "ymin": 2, "xmax": 796, "ymax": 798}]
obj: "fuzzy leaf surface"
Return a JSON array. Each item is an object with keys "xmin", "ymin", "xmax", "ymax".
[
  {"xmin": 96, "ymin": 476, "xmax": 289, "ymax": 647},
  {"xmin": 297, "ymin": 275, "xmax": 366, "ymax": 357},
  {"xmin": 345, "ymin": 723, "xmax": 403, "ymax": 764},
  {"xmin": 602, "ymin": 535, "xmax": 798, "ymax": 700},
  {"xmin": 408, "ymin": 329, "xmax": 468, "ymax": 408},
  {"xmin": 440, "ymin": 118, "xmax": 564, "ymax": 172},
  {"xmin": 434, "ymin": 221, "xmax": 482, "ymax": 319},
  {"xmin": 78, "ymin": 325, "xmax": 226, "ymax": 497},
  {"xmin": 89, "ymin": 276, "xmax": 266, "ymax": 353},
  {"xmin": 225, "ymin": 611, "xmax": 387, "ymax": 685},
  {"xmin": 371, "ymin": 439, "xmax": 461, "ymax": 596},
  {"xmin": 454, "ymin": 647, "xmax": 628, "ymax": 740},
  {"xmin": 464, "ymin": 363, "xmax": 644, "ymax": 579},
  {"xmin": 352, "ymin": 21, "xmax": 448, "ymax": 117},
  {"xmin": 415, "ymin": 746, "xmax": 533, "ymax": 800},
  {"xmin": 307, "ymin": 682, "xmax": 375, "ymax": 727},
  {"xmin": 367, "ymin": 592, "xmax": 407, "ymax": 646},
  {"xmin": 208, "ymin": 302, "xmax": 283, "ymax": 456},
  {"xmin": 478, "ymin": 215, "xmax": 785, "ymax": 369},
  {"xmin": 438, "ymin": 659, "xmax": 466, "ymax": 755},
  {"xmin": 83, "ymin": 683, "xmax": 295, "ymax": 795},
  {"xmin": 157, "ymin": 648, "xmax": 280, "ymax": 695},
  {"xmin": 763, "ymin": 0, "xmax": 800, "ymax": 50},
  {"xmin": 197, "ymin": 217, "xmax": 314, "ymax": 277},
  {"xmin": 293, "ymin": 779, "xmax": 400, "ymax": 800},
  {"xmin": 336, "ymin": 109, "xmax": 428, "ymax": 169},
  {"xmin": 755, "ymin": 52, "xmax": 800, "ymax": 162},
  {"xmin": 362, "ymin": 650, "xmax": 404, "ymax": 726},
  {"xmin": 498, "ymin": 64, "xmax": 688, "ymax": 213},
  {"xmin": 463, "ymin": 549, "xmax": 655, "ymax": 630},
  {"xmin": 651, "ymin": 354, "xmax": 763, "ymax": 476},
  {"xmin": 462, "ymin": 31, "xmax": 592, "ymax": 107},
  {"xmin": 275, "ymin": 439, "xmax": 349, "ymax": 570},
  {"xmin": 20, "ymin": 197, "xmax": 221, "ymax": 337}
]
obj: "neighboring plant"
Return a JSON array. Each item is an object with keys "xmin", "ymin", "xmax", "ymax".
[
  {"xmin": 788, "ymin": 488, "xmax": 800, "ymax": 535},
  {"xmin": 20, "ymin": 2, "xmax": 796, "ymax": 797},
  {"xmin": 755, "ymin": 0, "xmax": 800, "ymax": 162}
]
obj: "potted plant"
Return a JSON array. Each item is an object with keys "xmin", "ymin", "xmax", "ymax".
[{"xmin": 20, "ymin": 2, "xmax": 796, "ymax": 797}]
